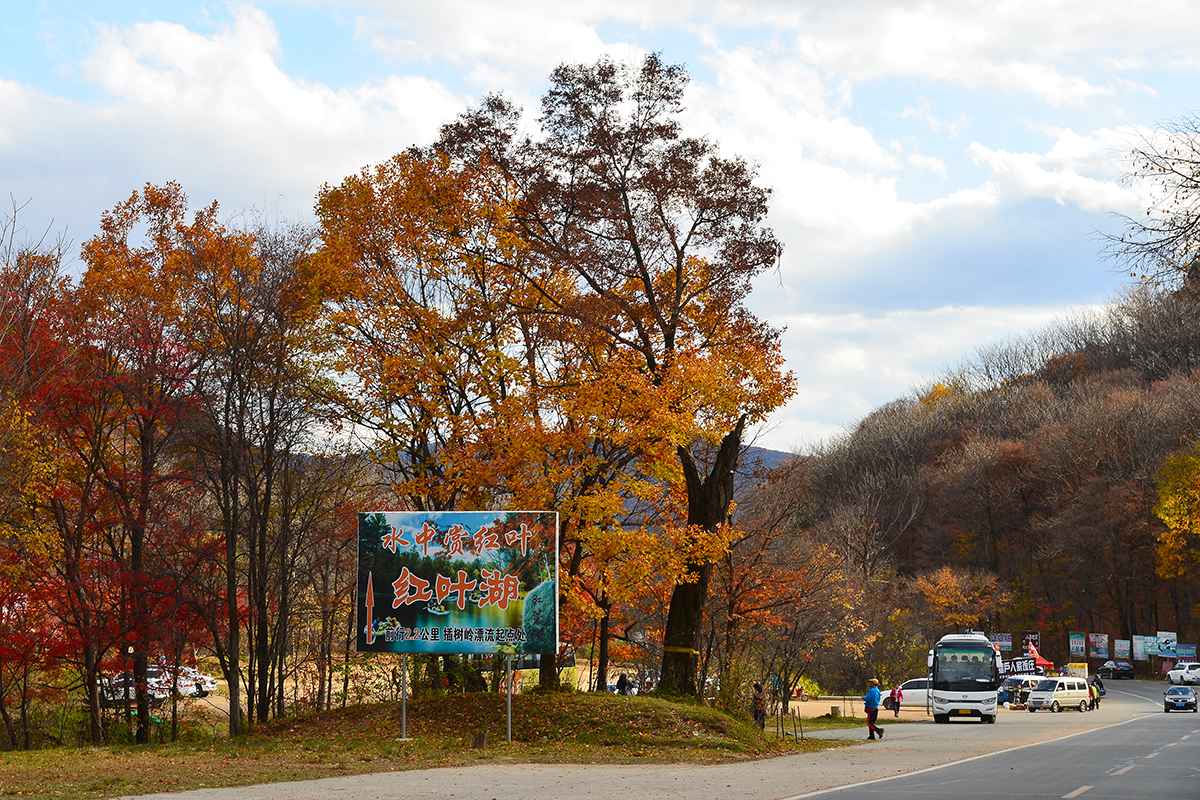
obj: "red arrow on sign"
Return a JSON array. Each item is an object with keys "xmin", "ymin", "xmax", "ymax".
[{"xmin": 365, "ymin": 571, "xmax": 375, "ymax": 645}]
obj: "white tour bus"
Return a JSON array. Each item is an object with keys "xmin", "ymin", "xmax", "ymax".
[{"xmin": 927, "ymin": 632, "xmax": 1002, "ymax": 724}]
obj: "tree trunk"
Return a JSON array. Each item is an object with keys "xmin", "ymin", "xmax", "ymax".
[
  {"xmin": 538, "ymin": 653, "xmax": 559, "ymax": 690},
  {"xmin": 595, "ymin": 603, "xmax": 611, "ymax": 692},
  {"xmin": 659, "ymin": 416, "xmax": 745, "ymax": 696}
]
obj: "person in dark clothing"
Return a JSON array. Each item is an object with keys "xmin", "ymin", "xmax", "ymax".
[
  {"xmin": 615, "ymin": 673, "xmax": 631, "ymax": 696},
  {"xmin": 752, "ymin": 683, "xmax": 767, "ymax": 729}
]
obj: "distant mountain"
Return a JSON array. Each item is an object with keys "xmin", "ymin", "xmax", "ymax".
[{"xmin": 739, "ymin": 446, "xmax": 792, "ymax": 474}]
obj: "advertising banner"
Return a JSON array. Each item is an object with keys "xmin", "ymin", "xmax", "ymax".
[
  {"xmin": 991, "ymin": 633, "xmax": 1012, "ymax": 652},
  {"xmin": 1021, "ymin": 630, "xmax": 1041, "ymax": 656},
  {"xmin": 1069, "ymin": 631, "xmax": 1086, "ymax": 658},
  {"xmin": 1178, "ymin": 644, "xmax": 1197, "ymax": 661},
  {"xmin": 1157, "ymin": 631, "xmax": 1178, "ymax": 659},
  {"xmin": 356, "ymin": 511, "xmax": 559, "ymax": 654},
  {"xmin": 1000, "ymin": 656, "xmax": 1036, "ymax": 676},
  {"xmin": 1132, "ymin": 634, "xmax": 1150, "ymax": 661},
  {"xmin": 1114, "ymin": 639, "xmax": 1131, "ymax": 660},
  {"xmin": 1088, "ymin": 633, "xmax": 1109, "ymax": 659},
  {"xmin": 1066, "ymin": 663, "xmax": 1088, "ymax": 678}
]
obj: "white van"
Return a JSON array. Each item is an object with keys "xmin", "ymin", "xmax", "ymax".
[{"xmin": 1027, "ymin": 676, "xmax": 1090, "ymax": 712}]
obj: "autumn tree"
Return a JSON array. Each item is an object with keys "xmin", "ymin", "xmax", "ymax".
[
  {"xmin": 0, "ymin": 209, "xmax": 65, "ymax": 745},
  {"xmin": 171, "ymin": 211, "xmax": 342, "ymax": 731},
  {"xmin": 433, "ymin": 54, "xmax": 794, "ymax": 695},
  {"xmin": 316, "ymin": 141, "xmax": 682, "ymax": 691},
  {"xmin": 72, "ymin": 183, "xmax": 206, "ymax": 743},
  {"xmin": 701, "ymin": 459, "xmax": 845, "ymax": 715}
]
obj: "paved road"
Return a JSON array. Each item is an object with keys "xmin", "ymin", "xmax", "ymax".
[
  {"xmin": 119, "ymin": 679, "xmax": 1182, "ymax": 800},
  {"xmin": 790, "ymin": 685, "xmax": 1198, "ymax": 799}
]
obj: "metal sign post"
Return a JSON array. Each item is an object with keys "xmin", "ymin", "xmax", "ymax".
[
  {"xmin": 506, "ymin": 655, "xmax": 513, "ymax": 743},
  {"xmin": 401, "ymin": 653, "xmax": 408, "ymax": 739}
]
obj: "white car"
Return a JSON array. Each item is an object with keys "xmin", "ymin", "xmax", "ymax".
[
  {"xmin": 1167, "ymin": 662, "xmax": 1200, "ymax": 685},
  {"xmin": 100, "ymin": 671, "xmax": 171, "ymax": 706},
  {"xmin": 177, "ymin": 666, "xmax": 218, "ymax": 697},
  {"xmin": 882, "ymin": 677, "xmax": 931, "ymax": 709}
]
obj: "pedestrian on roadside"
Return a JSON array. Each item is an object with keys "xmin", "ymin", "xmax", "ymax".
[
  {"xmin": 1087, "ymin": 681, "xmax": 1097, "ymax": 711},
  {"xmin": 889, "ymin": 683, "xmax": 903, "ymax": 717},
  {"xmin": 752, "ymin": 683, "xmax": 767, "ymax": 729},
  {"xmin": 615, "ymin": 673, "xmax": 631, "ymax": 696},
  {"xmin": 1090, "ymin": 675, "xmax": 1103, "ymax": 709},
  {"xmin": 862, "ymin": 678, "xmax": 884, "ymax": 740}
]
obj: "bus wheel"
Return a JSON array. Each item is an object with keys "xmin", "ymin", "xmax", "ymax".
[
  {"xmin": 933, "ymin": 714, "xmax": 948, "ymax": 724},
  {"xmin": 983, "ymin": 715, "xmax": 996, "ymax": 724}
]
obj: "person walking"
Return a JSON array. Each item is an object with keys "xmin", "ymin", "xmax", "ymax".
[
  {"xmin": 1087, "ymin": 681, "xmax": 1097, "ymax": 711},
  {"xmin": 889, "ymin": 683, "xmax": 903, "ymax": 717},
  {"xmin": 862, "ymin": 678, "xmax": 884, "ymax": 740},
  {"xmin": 752, "ymin": 683, "xmax": 767, "ymax": 729}
]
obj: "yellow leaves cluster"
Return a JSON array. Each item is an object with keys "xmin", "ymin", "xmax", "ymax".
[
  {"xmin": 0, "ymin": 398, "xmax": 56, "ymax": 571},
  {"xmin": 1153, "ymin": 449, "xmax": 1200, "ymax": 578},
  {"xmin": 910, "ymin": 566, "xmax": 1011, "ymax": 633}
]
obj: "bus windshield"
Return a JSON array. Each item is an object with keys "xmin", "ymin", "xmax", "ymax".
[{"xmin": 933, "ymin": 644, "xmax": 998, "ymax": 692}]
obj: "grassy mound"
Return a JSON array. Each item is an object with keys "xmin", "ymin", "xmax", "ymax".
[{"xmin": 0, "ymin": 692, "xmax": 845, "ymax": 800}]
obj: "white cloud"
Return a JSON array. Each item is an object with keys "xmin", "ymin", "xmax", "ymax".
[
  {"xmin": 898, "ymin": 98, "xmax": 970, "ymax": 137},
  {"xmin": 756, "ymin": 303, "xmax": 1070, "ymax": 451},
  {"xmin": 964, "ymin": 125, "xmax": 1148, "ymax": 214},
  {"xmin": 907, "ymin": 153, "xmax": 947, "ymax": 177},
  {"xmin": 0, "ymin": 4, "xmax": 472, "ymax": 246}
]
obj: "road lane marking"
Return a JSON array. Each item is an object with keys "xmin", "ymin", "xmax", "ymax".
[
  {"xmin": 1183, "ymin": 735, "xmax": 1190, "ymax": 740},
  {"xmin": 780, "ymin": 716, "xmax": 1144, "ymax": 800},
  {"xmin": 1063, "ymin": 786, "xmax": 1092, "ymax": 798},
  {"xmin": 1114, "ymin": 766, "xmax": 1134, "ymax": 775},
  {"xmin": 1144, "ymin": 753, "xmax": 1158, "ymax": 759},
  {"xmin": 1166, "ymin": 743, "xmax": 1177, "ymax": 747}
]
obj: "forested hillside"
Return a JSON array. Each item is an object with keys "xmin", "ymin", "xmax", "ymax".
[{"xmin": 776, "ymin": 284, "xmax": 1200, "ymax": 681}]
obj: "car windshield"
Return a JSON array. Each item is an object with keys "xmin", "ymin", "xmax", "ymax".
[
  {"xmin": 1035, "ymin": 679, "xmax": 1058, "ymax": 691},
  {"xmin": 1167, "ymin": 687, "xmax": 1192, "ymax": 696}
]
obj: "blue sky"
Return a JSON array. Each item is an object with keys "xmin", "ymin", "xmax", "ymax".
[{"xmin": 3, "ymin": 1, "xmax": 1197, "ymax": 451}]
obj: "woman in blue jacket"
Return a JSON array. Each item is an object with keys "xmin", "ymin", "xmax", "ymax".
[{"xmin": 862, "ymin": 678, "xmax": 884, "ymax": 740}]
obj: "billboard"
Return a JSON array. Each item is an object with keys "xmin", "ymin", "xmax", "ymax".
[
  {"xmin": 1021, "ymin": 630, "xmax": 1041, "ymax": 656},
  {"xmin": 1157, "ymin": 631, "xmax": 1178, "ymax": 659},
  {"xmin": 991, "ymin": 633, "xmax": 1012, "ymax": 652},
  {"xmin": 1132, "ymin": 634, "xmax": 1152, "ymax": 661},
  {"xmin": 1178, "ymin": 644, "xmax": 1197, "ymax": 661},
  {"xmin": 1088, "ymin": 633, "xmax": 1109, "ymax": 659},
  {"xmin": 356, "ymin": 511, "xmax": 559, "ymax": 654},
  {"xmin": 1114, "ymin": 639, "xmax": 1130, "ymax": 660},
  {"xmin": 1069, "ymin": 631, "xmax": 1086, "ymax": 658}
]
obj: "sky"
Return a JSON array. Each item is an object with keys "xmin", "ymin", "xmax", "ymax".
[{"xmin": 1, "ymin": 1, "xmax": 1194, "ymax": 453}]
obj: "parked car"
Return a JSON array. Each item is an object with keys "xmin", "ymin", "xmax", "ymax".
[
  {"xmin": 1096, "ymin": 660, "xmax": 1135, "ymax": 680},
  {"xmin": 882, "ymin": 677, "xmax": 930, "ymax": 710},
  {"xmin": 1166, "ymin": 662, "xmax": 1200, "ymax": 685},
  {"xmin": 1163, "ymin": 685, "xmax": 1197, "ymax": 712},
  {"xmin": 176, "ymin": 666, "xmax": 218, "ymax": 697},
  {"xmin": 99, "ymin": 671, "xmax": 170, "ymax": 707}
]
